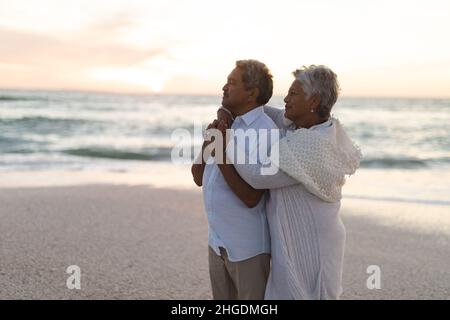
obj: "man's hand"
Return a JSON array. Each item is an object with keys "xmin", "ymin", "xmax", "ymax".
[{"xmin": 191, "ymin": 119, "xmax": 219, "ymax": 187}]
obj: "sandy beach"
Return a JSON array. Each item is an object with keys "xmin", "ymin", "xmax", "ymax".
[{"xmin": 0, "ymin": 178, "xmax": 449, "ymax": 299}]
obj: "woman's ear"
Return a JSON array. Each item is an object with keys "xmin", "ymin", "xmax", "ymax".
[{"xmin": 309, "ymin": 94, "xmax": 321, "ymax": 111}]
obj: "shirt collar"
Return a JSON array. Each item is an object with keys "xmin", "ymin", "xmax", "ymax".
[
  {"xmin": 235, "ymin": 106, "xmax": 264, "ymax": 126},
  {"xmin": 287, "ymin": 117, "xmax": 332, "ymax": 131},
  {"xmin": 310, "ymin": 118, "xmax": 332, "ymax": 131}
]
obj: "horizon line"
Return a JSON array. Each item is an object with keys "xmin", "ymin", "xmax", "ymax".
[{"xmin": 1, "ymin": 86, "xmax": 449, "ymax": 100}]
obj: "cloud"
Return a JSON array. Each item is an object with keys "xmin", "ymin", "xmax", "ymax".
[
  {"xmin": 0, "ymin": 25, "xmax": 169, "ymax": 69},
  {"xmin": 0, "ymin": 14, "xmax": 177, "ymax": 92}
]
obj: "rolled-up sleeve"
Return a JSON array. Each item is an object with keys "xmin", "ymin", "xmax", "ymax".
[
  {"xmin": 225, "ymin": 108, "xmax": 299, "ymax": 190},
  {"xmin": 232, "ymin": 161, "xmax": 298, "ymax": 189},
  {"xmin": 226, "ymin": 132, "xmax": 298, "ymax": 189}
]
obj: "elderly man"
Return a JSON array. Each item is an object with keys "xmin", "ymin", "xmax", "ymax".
[{"xmin": 191, "ymin": 59, "xmax": 277, "ymax": 300}]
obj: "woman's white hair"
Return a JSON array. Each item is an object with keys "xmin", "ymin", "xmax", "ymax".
[{"xmin": 293, "ymin": 65, "xmax": 340, "ymax": 118}]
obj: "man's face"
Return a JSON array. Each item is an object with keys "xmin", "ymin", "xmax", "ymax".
[{"xmin": 221, "ymin": 67, "xmax": 251, "ymax": 110}]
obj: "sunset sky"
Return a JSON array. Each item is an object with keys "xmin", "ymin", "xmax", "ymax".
[{"xmin": 1, "ymin": 0, "xmax": 449, "ymax": 97}]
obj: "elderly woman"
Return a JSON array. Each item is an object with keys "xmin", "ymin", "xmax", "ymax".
[{"xmin": 214, "ymin": 65, "xmax": 362, "ymax": 299}]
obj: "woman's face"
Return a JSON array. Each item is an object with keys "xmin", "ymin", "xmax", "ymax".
[{"xmin": 283, "ymin": 80, "xmax": 310, "ymax": 123}]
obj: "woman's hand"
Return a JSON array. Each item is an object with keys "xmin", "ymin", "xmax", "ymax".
[
  {"xmin": 206, "ymin": 119, "xmax": 218, "ymax": 133},
  {"xmin": 203, "ymin": 119, "xmax": 219, "ymax": 156},
  {"xmin": 204, "ymin": 119, "xmax": 218, "ymax": 144},
  {"xmin": 217, "ymin": 119, "xmax": 229, "ymax": 150},
  {"xmin": 217, "ymin": 108, "xmax": 233, "ymax": 128},
  {"xmin": 215, "ymin": 119, "xmax": 229, "ymax": 163}
]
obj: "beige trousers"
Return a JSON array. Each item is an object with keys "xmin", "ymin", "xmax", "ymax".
[{"xmin": 208, "ymin": 246, "xmax": 270, "ymax": 300}]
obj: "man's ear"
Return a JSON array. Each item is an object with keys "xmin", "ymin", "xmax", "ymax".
[{"xmin": 248, "ymin": 88, "xmax": 260, "ymax": 103}]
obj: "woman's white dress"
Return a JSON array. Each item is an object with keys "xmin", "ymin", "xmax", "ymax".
[
  {"xmin": 232, "ymin": 107, "xmax": 361, "ymax": 299},
  {"xmin": 265, "ymin": 179, "xmax": 345, "ymax": 299}
]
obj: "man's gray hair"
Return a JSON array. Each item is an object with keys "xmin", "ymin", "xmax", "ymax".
[
  {"xmin": 293, "ymin": 65, "xmax": 340, "ymax": 118},
  {"xmin": 236, "ymin": 59, "xmax": 273, "ymax": 105}
]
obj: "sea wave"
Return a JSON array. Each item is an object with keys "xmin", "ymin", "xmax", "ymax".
[
  {"xmin": 0, "ymin": 116, "xmax": 106, "ymax": 136},
  {"xmin": 1, "ymin": 91, "xmax": 449, "ymax": 172},
  {"xmin": 0, "ymin": 116, "xmax": 102, "ymax": 125},
  {"xmin": 61, "ymin": 147, "xmax": 174, "ymax": 161},
  {"xmin": 0, "ymin": 136, "xmax": 30, "ymax": 144},
  {"xmin": 0, "ymin": 95, "xmax": 49, "ymax": 102},
  {"xmin": 360, "ymin": 157, "xmax": 450, "ymax": 169},
  {"xmin": 60, "ymin": 148, "xmax": 450, "ymax": 168}
]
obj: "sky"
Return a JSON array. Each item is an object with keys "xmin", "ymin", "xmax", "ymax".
[{"xmin": 0, "ymin": 0, "xmax": 449, "ymax": 97}]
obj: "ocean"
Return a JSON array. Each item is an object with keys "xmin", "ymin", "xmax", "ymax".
[{"xmin": 1, "ymin": 89, "xmax": 450, "ymax": 172}]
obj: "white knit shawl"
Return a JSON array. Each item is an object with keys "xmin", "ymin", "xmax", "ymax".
[{"xmin": 270, "ymin": 118, "xmax": 362, "ymax": 202}]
